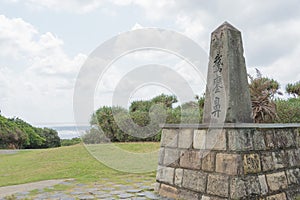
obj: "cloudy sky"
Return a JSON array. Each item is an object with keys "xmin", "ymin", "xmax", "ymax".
[{"xmin": 0, "ymin": 0, "xmax": 300, "ymax": 126}]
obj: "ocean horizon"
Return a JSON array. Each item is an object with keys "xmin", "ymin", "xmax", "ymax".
[{"xmin": 48, "ymin": 125, "xmax": 90, "ymax": 139}]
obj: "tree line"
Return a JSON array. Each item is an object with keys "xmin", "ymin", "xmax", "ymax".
[
  {"xmin": 0, "ymin": 116, "xmax": 61, "ymax": 149},
  {"xmin": 83, "ymin": 70, "xmax": 300, "ymax": 144}
]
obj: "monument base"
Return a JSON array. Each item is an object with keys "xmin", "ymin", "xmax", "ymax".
[{"xmin": 156, "ymin": 124, "xmax": 300, "ymax": 200}]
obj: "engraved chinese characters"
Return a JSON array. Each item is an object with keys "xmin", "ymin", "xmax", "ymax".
[
  {"xmin": 203, "ymin": 22, "xmax": 253, "ymax": 123},
  {"xmin": 212, "ymin": 53, "xmax": 223, "ymax": 118}
]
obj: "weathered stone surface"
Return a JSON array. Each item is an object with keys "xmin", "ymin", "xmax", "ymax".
[
  {"xmin": 253, "ymin": 130, "xmax": 266, "ymax": 150},
  {"xmin": 182, "ymin": 169, "xmax": 207, "ymax": 193},
  {"xmin": 243, "ymin": 153, "xmax": 261, "ymax": 174},
  {"xmin": 258, "ymin": 175, "xmax": 268, "ymax": 195},
  {"xmin": 156, "ymin": 166, "xmax": 174, "ymax": 185},
  {"xmin": 193, "ymin": 129, "xmax": 206, "ymax": 149},
  {"xmin": 274, "ymin": 130, "xmax": 295, "ymax": 148},
  {"xmin": 154, "ymin": 182, "xmax": 160, "ymax": 192},
  {"xmin": 272, "ymin": 151, "xmax": 289, "ymax": 169},
  {"xmin": 245, "ymin": 176, "xmax": 260, "ymax": 197},
  {"xmin": 158, "ymin": 148, "xmax": 164, "ymax": 165},
  {"xmin": 296, "ymin": 129, "xmax": 300, "ymax": 147},
  {"xmin": 287, "ymin": 149, "xmax": 300, "ymax": 167},
  {"xmin": 266, "ymin": 172, "xmax": 288, "ymax": 191},
  {"xmin": 266, "ymin": 192, "xmax": 287, "ymax": 200},
  {"xmin": 193, "ymin": 129, "xmax": 226, "ymax": 150},
  {"xmin": 207, "ymin": 174, "xmax": 229, "ymax": 197},
  {"xmin": 206, "ymin": 129, "xmax": 226, "ymax": 150},
  {"xmin": 201, "ymin": 151, "xmax": 216, "ymax": 172},
  {"xmin": 163, "ymin": 148, "xmax": 180, "ymax": 167},
  {"xmin": 180, "ymin": 150, "xmax": 201, "ymax": 169},
  {"xmin": 216, "ymin": 153, "xmax": 242, "ymax": 175},
  {"xmin": 178, "ymin": 189, "xmax": 201, "ymax": 200},
  {"xmin": 202, "ymin": 22, "xmax": 253, "ymax": 124},
  {"xmin": 158, "ymin": 184, "xmax": 178, "ymax": 199},
  {"xmin": 178, "ymin": 129, "xmax": 193, "ymax": 149},
  {"xmin": 161, "ymin": 129, "xmax": 178, "ymax": 148},
  {"xmin": 175, "ymin": 168, "xmax": 183, "ymax": 187},
  {"xmin": 265, "ymin": 130, "xmax": 275, "ymax": 149},
  {"xmin": 228, "ymin": 129, "xmax": 253, "ymax": 151},
  {"xmin": 286, "ymin": 168, "xmax": 300, "ymax": 185},
  {"xmin": 230, "ymin": 177, "xmax": 246, "ymax": 199},
  {"xmin": 261, "ymin": 152, "xmax": 275, "ymax": 172}
]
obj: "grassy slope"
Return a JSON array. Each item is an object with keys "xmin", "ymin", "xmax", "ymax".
[{"xmin": 0, "ymin": 142, "xmax": 159, "ymax": 187}]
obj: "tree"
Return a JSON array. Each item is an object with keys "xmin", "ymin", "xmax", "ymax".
[
  {"xmin": 248, "ymin": 69, "xmax": 282, "ymax": 123},
  {"xmin": 286, "ymin": 81, "xmax": 300, "ymax": 97}
]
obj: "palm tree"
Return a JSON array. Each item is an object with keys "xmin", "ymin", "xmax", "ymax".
[
  {"xmin": 286, "ymin": 81, "xmax": 300, "ymax": 97},
  {"xmin": 248, "ymin": 69, "xmax": 282, "ymax": 123}
]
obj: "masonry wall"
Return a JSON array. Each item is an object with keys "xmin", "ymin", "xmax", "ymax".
[{"xmin": 155, "ymin": 125, "xmax": 300, "ymax": 200}]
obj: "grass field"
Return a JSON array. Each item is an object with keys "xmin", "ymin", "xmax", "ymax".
[{"xmin": 0, "ymin": 142, "xmax": 160, "ymax": 187}]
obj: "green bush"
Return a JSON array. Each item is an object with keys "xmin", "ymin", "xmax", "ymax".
[
  {"xmin": 85, "ymin": 94, "xmax": 203, "ymax": 143},
  {"xmin": 61, "ymin": 137, "xmax": 81, "ymax": 146},
  {"xmin": 275, "ymin": 98, "xmax": 300, "ymax": 123},
  {"xmin": 0, "ymin": 115, "xmax": 61, "ymax": 149}
]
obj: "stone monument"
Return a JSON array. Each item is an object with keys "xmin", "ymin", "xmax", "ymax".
[
  {"xmin": 203, "ymin": 22, "xmax": 253, "ymax": 124},
  {"xmin": 155, "ymin": 22, "xmax": 300, "ymax": 200}
]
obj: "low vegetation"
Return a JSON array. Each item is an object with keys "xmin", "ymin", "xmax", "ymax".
[{"xmin": 0, "ymin": 142, "xmax": 158, "ymax": 187}]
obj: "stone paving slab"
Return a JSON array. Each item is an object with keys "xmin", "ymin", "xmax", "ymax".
[{"xmin": 0, "ymin": 179, "xmax": 173, "ymax": 200}]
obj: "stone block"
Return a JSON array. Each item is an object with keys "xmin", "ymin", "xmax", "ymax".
[
  {"xmin": 182, "ymin": 169, "xmax": 207, "ymax": 193},
  {"xmin": 178, "ymin": 129, "xmax": 193, "ymax": 149},
  {"xmin": 163, "ymin": 148, "xmax": 180, "ymax": 167},
  {"xmin": 295, "ymin": 129, "xmax": 300, "ymax": 147},
  {"xmin": 178, "ymin": 189, "xmax": 201, "ymax": 200},
  {"xmin": 286, "ymin": 168, "xmax": 300, "ymax": 185},
  {"xmin": 253, "ymin": 130, "xmax": 266, "ymax": 150},
  {"xmin": 230, "ymin": 177, "xmax": 246, "ymax": 199},
  {"xmin": 274, "ymin": 130, "xmax": 295, "ymax": 148},
  {"xmin": 206, "ymin": 129, "xmax": 226, "ymax": 150},
  {"xmin": 228, "ymin": 129, "xmax": 253, "ymax": 151},
  {"xmin": 158, "ymin": 148, "xmax": 164, "ymax": 165},
  {"xmin": 216, "ymin": 153, "xmax": 243, "ymax": 175},
  {"xmin": 243, "ymin": 153, "xmax": 261, "ymax": 174},
  {"xmin": 207, "ymin": 174, "xmax": 229, "ymax": 197},
  {"xmin": 175, "ymin": 168, "xmax": 183, "ymax": 187},
  {"xmin": 266, "ymin": 172, "xmax": 288, "ymax": 191},
  {"xmin": 261, "ymin": 152, "xmax": 275, "ymax": 172},
  {"xmin": 159, "ymin": 184, "xmax": 178, "ymax": 199},
  {"xmin": 272, "ymin": 150, "xmax": 289, "ymax": 169},
  {"xmin": 265, "ymin": 130, "xmax": 275, "ymax": 149},
  {"xmin": 258, "ymin": 175, "xmax": 268, "ymax": 195},
  {"xmin": 161, "ymin": 129, "xmax": 178, "ymax": 148},
  {"xmin": 201, "ymin": 151, "xmax": 216, "ymax": 172},
  {"xmin": 180, "ymin": 150, "xmax": 201, "ymax": 169},
  {"xmin": 154, "ymin": 182, "xmax": 160, "ymax": 192},
  {"xmin": 245, "ymin": 176, "xmax": 260, "ymax": 197},
  {"xmin": 288, "ymin": 149, "xmax": 300, "ymax": 166},
  {"xmin": 156, "ymin": 166, "xmax": 174, "ymax": 185},
  {"xmin": 193, "ymin": 129, "xmax": 206, "ymax": 149},
  {"xmin": 266, "ymin": 193, "xmax": 287, "ymax": 200}
]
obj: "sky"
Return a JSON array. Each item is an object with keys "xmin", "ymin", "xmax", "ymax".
[{"xmin": 0, "ymin": 0, "xmax": 300, "ymax": 126}]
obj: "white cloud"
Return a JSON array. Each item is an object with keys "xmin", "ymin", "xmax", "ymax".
[
  {"xmin": 0, "ymin": 15, "xmax": 87, "ymax": 123},
  {"xmin": 7, "ymin": 0, "xmax": 103, "ymax": 13}
]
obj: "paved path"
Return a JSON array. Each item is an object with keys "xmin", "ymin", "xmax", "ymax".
[
  {"xmin": 0, "ymin": 179, "xmax": 73, "ymax": 198},
  {"xmin": 0, "ymin": 179, "xmax": 173, "ymax": 200}
]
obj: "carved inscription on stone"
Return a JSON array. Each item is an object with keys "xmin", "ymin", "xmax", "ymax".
[{"xmin": 244, "ymin": 154, "xmax": 261, "ymax": 174}]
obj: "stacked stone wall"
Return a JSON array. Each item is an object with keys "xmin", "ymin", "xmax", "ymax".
[{"xmin": 156, "ymin": 125, "xmax": 300, "ymax": 200}]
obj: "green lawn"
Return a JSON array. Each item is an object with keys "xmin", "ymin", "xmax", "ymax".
[{"xmin": 0, "ymin": 142, "xmax": 160, "ymax": 187}]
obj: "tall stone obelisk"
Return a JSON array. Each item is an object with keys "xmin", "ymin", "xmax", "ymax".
[{"xmin": 203, "ymin": 22, "xmax": 253, "ymax": 123}]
